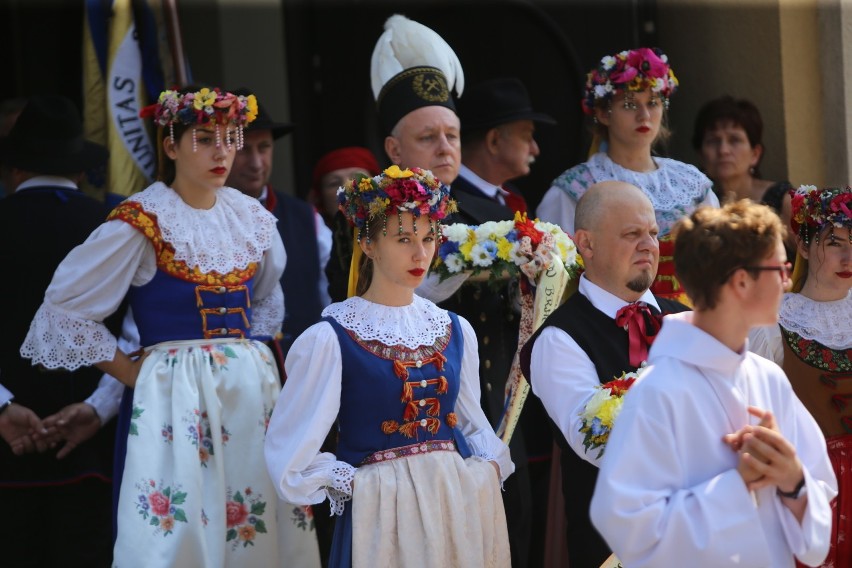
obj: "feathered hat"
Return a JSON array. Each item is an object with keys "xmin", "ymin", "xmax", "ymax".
[{"xmin": 370, "ymin": 15, "xmax": 464, "ymax": 132}]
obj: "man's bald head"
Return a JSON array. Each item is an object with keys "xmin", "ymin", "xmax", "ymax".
[
  {"xmin": 575, "ymin": 181, "xmax": 652, "ymax": 232},
  {"xmin": 573, "ymin": 181, "xmax": 660, "ymax": 301}
]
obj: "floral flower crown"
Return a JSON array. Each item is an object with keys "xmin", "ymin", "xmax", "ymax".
[
  {"xmin": 790, "ymin": 185, "xmax": 852, "ymax": 244},
  {"xmin": 337, "ymin": 165, "xmax": 457, "ymax": 241},
  {"xmin": 140, "ymin": 87, "xmax": 259, "ymax": 149},
  {"xmin": 582, "ymin": 47, "xmax": 679, "ymax": 116}
]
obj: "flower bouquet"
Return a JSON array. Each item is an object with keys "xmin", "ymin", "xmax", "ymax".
[
  {"xmin": 433, "ymin": 211, "xmax": 581, "ymax": 286},
  {"xmin": 579, "ymin": 370, "xmax": 641, "ymax": 459}
]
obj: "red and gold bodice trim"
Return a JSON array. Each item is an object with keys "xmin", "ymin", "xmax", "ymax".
[
  {"xmin": 343, "ymin": 323, "xmax": 458, "ymax": 440},
  {"xmin": 108, "ymin": 201, "xmax": 257, "ymax": 286}
]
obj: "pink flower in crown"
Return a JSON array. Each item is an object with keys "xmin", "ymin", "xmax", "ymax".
[
  {"xmin": 830, "ymin": 193, "xmax": 852, "ymax": 218},
  {"xmin": 609, "ymin": 65, "xmax": 638, "ymax": 85},
  {"xmin": 626, "ymin": 47, "xmax": 669, "ymax": 79}
]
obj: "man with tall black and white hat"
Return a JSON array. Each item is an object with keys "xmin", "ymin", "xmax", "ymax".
[{"xmin": 0, "ymin": 94, "xmax": 124, "ymax": 566}]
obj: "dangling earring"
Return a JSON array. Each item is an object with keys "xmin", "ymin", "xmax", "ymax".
[
  {"xmin": 748, "ymin": 166, "xmax": 755, "ymax": 176},
  {"xmin": 192, "ymin": 128, "xmax": 198, "ymax": 152}
]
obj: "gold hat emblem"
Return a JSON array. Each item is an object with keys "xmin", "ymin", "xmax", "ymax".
[{"xmin": 412, "ymin": 72, "xmax": 449, "ymax": 103}]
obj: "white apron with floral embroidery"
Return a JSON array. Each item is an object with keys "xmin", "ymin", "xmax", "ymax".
[{"xmin": 113, "ymin": 338, "xmax": 320, "ymax": 568}]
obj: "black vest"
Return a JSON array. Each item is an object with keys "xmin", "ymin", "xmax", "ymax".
[
  {"xmin": 520, "ymin": 289, "xmax": 688, "ymax": 567},
  {"xmin": 0, "ymin": 186, "xmax": 118, "ymax": 485},
  {"xmin": 268, "ymin": 190, "xmax": 323, "ymax": 356}
]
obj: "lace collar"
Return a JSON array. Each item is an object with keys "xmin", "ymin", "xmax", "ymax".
[
  {"xmin": 779, "ymin": 291, "xmax": 852, "ymax": 350},
  {"xmin": 322, "ymin": 295, "xmax": 452, "ymax": 349},
  {"xmin": 129, "ymin": 182, "xmax": 276, "ymax": 274},
  {"xmin": 585, "ymin": 152, "xmax": 711, "ymax": 210}
]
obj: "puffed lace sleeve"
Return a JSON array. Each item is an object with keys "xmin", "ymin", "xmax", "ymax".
[
  {"xmin": 453, "ymin": 315, "xmax": 514, "ymax": 481},
  {"xmin": 20, "ymin": 220, "xmax": 153, "ymax": 371},
  {"xmin": 264, "ymin": 320, "xmax": 356, "ymax": 515},
  {"xmin": 250, "ymin": 232, "xmax": 286, "ymax": 339},
  {"xmin": 748, "ymin": 324, "xmax": 783, "ymax": 365}
]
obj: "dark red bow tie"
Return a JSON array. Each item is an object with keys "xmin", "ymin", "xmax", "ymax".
[{"xmin": 615, "ymin": 302, "xmax": 663, "ymax": 367}]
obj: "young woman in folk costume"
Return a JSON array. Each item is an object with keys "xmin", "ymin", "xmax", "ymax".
[
  {"xmin": 537, "ymin": 47, "xmax": 719, "ymax": 302},
  {"xmin": 21, "ymin": 87, "xmax": 320, "ymax": 567},
  {"xmin": 264, "ymin": 166, "xmax": 513, "ymax": 568},
  {"xmin": 750, "ymin": 185, "xmax": 852, "ymax": 567}
]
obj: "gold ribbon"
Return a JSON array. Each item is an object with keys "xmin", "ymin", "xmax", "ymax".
[
  {"xmin": 496, "ymin": 252, "xmax": 575, "ymax": 444},
  {"xmin": 347, "ymin": 227, "xmax": 362, "ymax": 298}
]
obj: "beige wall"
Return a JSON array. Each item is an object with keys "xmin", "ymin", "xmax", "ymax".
[{"xmin": 658, "ymin": 0, "xmax": 848, "ymax": 189}]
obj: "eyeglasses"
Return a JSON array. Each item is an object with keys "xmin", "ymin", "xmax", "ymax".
[
  {"xmin": 744, "ymin": 262, "xmax": 793, "ymax": 278},
  {"xmin": 724, "ymin": 262, "xmax": 793, "ymax": 283}
]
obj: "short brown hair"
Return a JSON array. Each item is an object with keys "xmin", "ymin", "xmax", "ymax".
[{"xmin": 673, "ymin": 200, "xmax": 784, "ymax": 310}]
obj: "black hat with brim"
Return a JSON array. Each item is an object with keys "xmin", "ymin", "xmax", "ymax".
[
  {"xmin": 0, "ymin": 94, "xmax": 108, "ymax": 175},
  {"xmin": 376, "ymin": 66, "xmax": 457, "ymax": 133},
  {"xmin": 458, "ymin": 77, "xmax": 556, "ymax": 132},
  {"xmin": 231, "ymin": 87, "xmax": 294, "ymax": 139}
]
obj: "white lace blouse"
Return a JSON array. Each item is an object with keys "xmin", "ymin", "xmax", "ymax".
[
  {"xmin": 749, "ymin": 290, "xmax": 852, "ymax": 364},
  {"xmin": 264, "ymin": 295, "xmax": 514, "ymax": 515},
  {"xmin": 20, "ymin": 182, "xmax": 286, "ymax": 371},
  {"xmin": 537, "ymin": 152, "xmax": 718, "ymax": 236}
]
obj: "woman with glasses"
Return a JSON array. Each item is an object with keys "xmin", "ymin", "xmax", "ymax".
[
  {"xmin": 750, "ymin": 185, "xmax": 852, "ymax": 567},
  {"xmin": 536, "ymin": 47, "xmax": 718, "ymax": 303}
]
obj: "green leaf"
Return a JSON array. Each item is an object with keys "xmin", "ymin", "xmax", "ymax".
[
  {"xmin": 171, "ymin": 491, "xmax": 187, "ymax": 505},
  {"xmin": 233, "ymin": 491, "xmax": 244, "ymax": 503},
  {"xmin": 162, "ymin": 486, "xmax": 171, "ymax": 498},
  {"xmin": 132, "ymin": 407, "xmax": 145, "ymax": 419},
  {"xmin": 250, "ymin": 501, "xmax": 266, "ymax": 515},
  {"xmin": 129, "ymin": 423, "xmax": 138, "ymax": 436},
  {"xmin": 173, "ymin": 509, "xmax": 187, "ymax": 523},
  {"xmin": 254, "ymin": 520, "xmax": 267, "ymax": 534},
  {"xmin": 223, "ymin": 346, "xmax": 237, "ymax": 358},
  {"xmin": 226, "ymin": 528, "xmax": 237, "ymax": 541},
  {"xmin": 151, "ymin": 517, "xmax": 159, "ymax": 526}
]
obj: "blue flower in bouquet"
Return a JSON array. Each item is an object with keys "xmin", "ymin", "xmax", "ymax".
[
  {"xmin": 590, "ymin": 417, "xmax": 606, "ymax": 437},
  {"xmin": 579, "ymin": 370, "xmax": 641, "ymax": 458},
  {"xmin": 439, "ymin": 240, "xmax": 460, "ymax": 258}
]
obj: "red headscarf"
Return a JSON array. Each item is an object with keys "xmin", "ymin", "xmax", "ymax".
[{"xmin": 311, "ymin": 146, "xmax": 380, "ymax": 193}]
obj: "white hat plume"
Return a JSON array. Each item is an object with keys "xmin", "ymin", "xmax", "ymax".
[{"xmin": 370, "ymin": 14, "xmax": 464, "ymax": 101}]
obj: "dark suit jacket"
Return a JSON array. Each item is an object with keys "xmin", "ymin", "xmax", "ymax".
[{"xmin": 0, "ymin": 184, "xmax": 118, "ymax": 485}]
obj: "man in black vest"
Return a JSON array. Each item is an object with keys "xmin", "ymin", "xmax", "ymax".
[
  {"xmin": 225, "ymin": 90, "xmax": 331, "ymax": 358},
  {"xmin": 521, "ymin": 180, "xmax": 689, "ymax": 567},
  {"xmin": 0, "ymin": 94, "xmax": 121, "ymax": 567}
]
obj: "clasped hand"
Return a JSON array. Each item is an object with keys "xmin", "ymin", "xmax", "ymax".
[
  {"xmin": 0, "ymin": 401, "xmax": 101, "ymax": 459},
  {"xmin": 722, "ymin": 406, "xmax": 804, "ymax": 496}
]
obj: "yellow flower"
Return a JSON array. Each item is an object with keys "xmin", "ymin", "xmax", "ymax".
[
  {"xmin": 459, "ymin": 239, "xmax": 475, "ymax": 261},
  {"xmin": 596, "ymin": 398, "xmax": 619, "ymax": 428},
  {"xmin": 245, "ymin": 95, "xmax": 258, "ymax": 123},
  {"xmin": 384, "ymin": 165, "xmax": 414, "ymax": 179},
  {"xmin": 496, "ymin": 237, "xmax": 514, "ymax": 262},
  {"xmin": 358, "ymin": 177, "xmax": 374, "ymax": 192},
  {"xmin": 191, "ymin": 88, "xmax": 209, "ymax": 110}
]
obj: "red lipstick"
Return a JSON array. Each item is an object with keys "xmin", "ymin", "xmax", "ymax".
[
  {"xmin": 408, "ymin": 268, "xmax": 425, "ymax": 277},
  {"xmin": 837, "ymin": 271, "xmax": 852, "ymax": 279},
  {"xmin": 211, "ymin": 167, "xmax": 227, "ymax": 175},
  {"xmin": 636, "ymin": 126, "xmax": 650, "ymax": 133}
]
